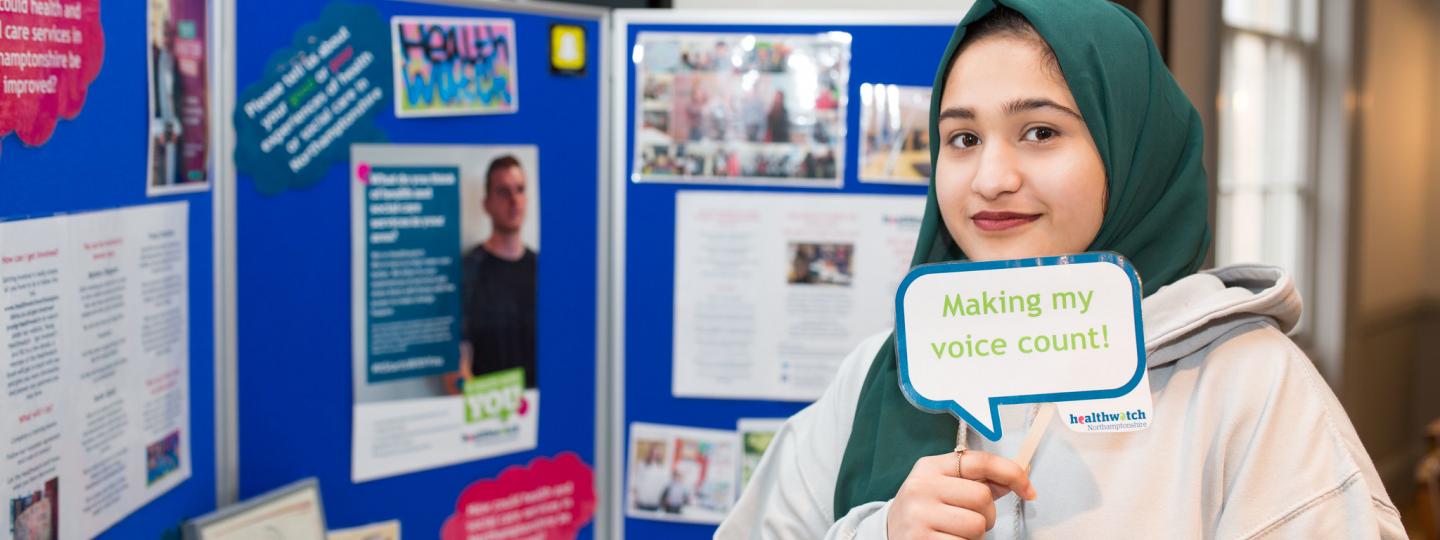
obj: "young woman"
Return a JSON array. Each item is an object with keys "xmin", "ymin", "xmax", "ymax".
[{"xmin": 715, "ymin": 1, "xmax": 1406, "ymax": 538}]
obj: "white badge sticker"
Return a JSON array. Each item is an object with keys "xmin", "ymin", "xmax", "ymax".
[{"xmin": 1054, "ymin": 368, "xmax": 1153, "ymax": 433}]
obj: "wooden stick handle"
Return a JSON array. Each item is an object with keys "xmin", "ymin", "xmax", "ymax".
[{"xmin": 1016, "ymin": 404, "xmax": 1054, "ymax": 472}]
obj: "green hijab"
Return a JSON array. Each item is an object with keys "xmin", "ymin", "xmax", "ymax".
[{"xmin": 833, "ymin": 0, "xmax": 1210, "ymax": 518}]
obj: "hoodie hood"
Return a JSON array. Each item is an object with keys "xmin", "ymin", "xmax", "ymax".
[{"xmin": 1143, "ymin": 264, "xmax": 1302, "ymax": 368}]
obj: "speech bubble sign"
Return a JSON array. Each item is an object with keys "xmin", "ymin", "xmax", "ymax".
[
  {"xmin": 0, "ymin": 0, "xmax": 104, "ymax": 148},
  {"xmin": 895, "ymin": 252, "xmax": 1145, "ymax": 441},
  {"xmin": 232, "ymin": 1, "xmax": 389, "ymax": 195},
  {"xmin": 440, "ymin": 452, "xmax": 596, "ymax": 540}
]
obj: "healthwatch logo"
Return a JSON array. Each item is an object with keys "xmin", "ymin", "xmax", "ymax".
[
  {"xmin": 462, "ymin": 367, "xmax": 528, "ymax": 423},
  {"xmin": 1067, "ymin": 409, "xmax": 1147, "ymax": 425}
]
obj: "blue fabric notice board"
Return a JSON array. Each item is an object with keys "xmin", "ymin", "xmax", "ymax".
[
  {"xmin": 613, "ymin": 12, "xmax": 958, "ymax": 539},
  {"xmin": 0, "ymin": 4, "xmax": 218, "ymax": 539},
  {"xmin": 233, "ymin": 0, "xmax": 605, "ymax": 537}
]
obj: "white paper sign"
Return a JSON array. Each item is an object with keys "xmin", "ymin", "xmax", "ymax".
[
  {"xmin": 0, "ymin": 203, "xmax": 191, "ymax": 540},
  {"xmin": 895, "ymin": 253, "xmax": 1148, "ymax": 441},
  {"xmin": 672, "ymin": 191, "xmax": 925, "ymax": 401}
]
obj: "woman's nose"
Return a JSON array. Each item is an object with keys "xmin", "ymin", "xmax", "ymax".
[{"xmin": 970, "ymin": 144, "xmax": 1024, "ymax": 200}]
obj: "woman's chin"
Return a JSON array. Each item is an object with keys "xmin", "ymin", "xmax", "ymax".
[{"xmin": 958, "ymin": 241, "xmax": 1070, "ymax": 262}]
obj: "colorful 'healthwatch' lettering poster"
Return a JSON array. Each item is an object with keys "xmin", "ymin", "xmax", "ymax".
[{"xmin": 390, "ymin": 16, "xmax": 518, "ymax": 118}]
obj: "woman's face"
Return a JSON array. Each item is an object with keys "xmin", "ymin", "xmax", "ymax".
[{"xmin": 935, "ymin": 36, "xmax": 1106, "ymax": 262}]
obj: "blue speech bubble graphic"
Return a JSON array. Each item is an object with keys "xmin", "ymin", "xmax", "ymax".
[
  {"xmin": 894, "ymin": 252, "xmax": 1147, "ymax": 441},
  {"xmin": 233, "ymin": 2, "xmax": 390, "ymax": 195}
]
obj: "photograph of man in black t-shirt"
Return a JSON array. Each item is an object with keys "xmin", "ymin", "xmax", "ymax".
[{"xmin": 458, "ymin": 155, "xmax": 538, "ymax": 389}]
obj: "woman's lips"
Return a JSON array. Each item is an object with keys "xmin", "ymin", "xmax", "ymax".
[{"xmin": 971, "ymin": 211, "xmax": 1041, "ymax": 232}]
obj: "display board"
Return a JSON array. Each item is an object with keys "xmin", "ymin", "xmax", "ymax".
[
  {"xmin": 610, "ymin": 9, "xmax": 962, "ymax": 539},
  {"xmin": 232, "ymin": 0, "xmax": 606, "ymax": 537},
  {"xmin": 0, "ymin": 2, "xmax": 221, "ymax": 539}
]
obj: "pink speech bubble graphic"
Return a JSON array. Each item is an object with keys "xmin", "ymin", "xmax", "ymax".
[
  {"xmin": 441, "ymin": 452, "xmax": 596, "ymax": 540},
  {"xmin": 0, "ymin": 0, "xmax": 106, "ymax": 147}
]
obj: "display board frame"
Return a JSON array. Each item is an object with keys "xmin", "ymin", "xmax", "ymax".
[
  {"xmin": 0, "ymin": 0, "xmax": 232, "ymax": 537},
  {"xmin": 608, "ymin": 8, "xmax": 966, "ymax": 538},
  {"xmin": 227, "ymin": 0, "xmax": 612, "ymax": 537}
]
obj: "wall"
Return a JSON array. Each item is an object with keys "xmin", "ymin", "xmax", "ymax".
[
  {"xmin": 1347, "ymin": 0, "xmax": 1440, "ymax": 503},
  {"xmin": 1166, "ymin": 0, "xmax": 1221, "ymax": 265}
]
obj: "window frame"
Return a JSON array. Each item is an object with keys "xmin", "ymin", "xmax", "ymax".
[{"xmin": 1214, "ymin": 0, "xmax": 1352, "ymax": 383}]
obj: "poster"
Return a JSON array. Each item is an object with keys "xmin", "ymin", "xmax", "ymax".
[
  {"xmin": 147, "ymin": 0, "xmax": 211, "ymax": 196},
  {"xmin": 0, "ymin": 0, "xmax": 104, "ymax": 150},
  {"xmin": 671, "ymin": 191, "xmax": 925, "ymax": 401},
  {"xmin": 735, "ymin": 418, "xmax": 784, "ymax": 492},
  {"xmin": 626, "ymin": 423, "xmax": 738, "ymax": 525},
  {"xmin": 858, "ymin": 83, "xmax": 931, "ymax": 185},
  {"xmin": 233, "ymin": 1, "xmax": 389, "ymax": 195},
  {"xmin": 632, "ymin": 32, "xmax": 850, "ymax": 187},
  {"xmin": 350, "ymin": 143, "xmax": 541, "ymax": 482},
  {"xmin": 391, "ymin": 16, "xmax": 517, "ymax": 118},
  {"xmin": 0, "ymin": 202, "xmax": 191, "ymax": 540}
]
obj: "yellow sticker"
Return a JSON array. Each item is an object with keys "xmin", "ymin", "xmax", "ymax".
[{"xmin": 550, "ymin": 24, "xmax": 586, "ymax": 75}]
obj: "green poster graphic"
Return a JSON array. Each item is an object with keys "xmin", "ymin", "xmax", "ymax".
[{"xmin": 463, "ymin": 367, "xmax": 525, "ymax": 423}]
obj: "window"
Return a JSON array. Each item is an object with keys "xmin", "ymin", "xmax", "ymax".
[{"xmin": 1217, "ymin": 0, "xmax": 1320, "ymax": 335}]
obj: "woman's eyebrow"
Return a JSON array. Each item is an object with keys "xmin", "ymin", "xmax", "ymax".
[
  {"xmin": 938, "ymin": 107, "xmax": 974, "ymax": 121},
  {"xmin": 937, "ymin": 99, "xmax": 1083, "ymax": 122},
  {"xmin": 1004, "ymin": 98, "xmax": 1083, "ymax": 120}
]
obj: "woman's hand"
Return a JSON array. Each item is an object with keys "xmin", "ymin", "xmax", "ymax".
[{"xmin": 886, "ymin": 450, "xmax": 1037, "ymax": 540}]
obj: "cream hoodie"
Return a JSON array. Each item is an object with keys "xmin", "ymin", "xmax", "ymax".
[{"xmin": 716, "ymin": 265, "xmax": 1406, "ymax": 539}]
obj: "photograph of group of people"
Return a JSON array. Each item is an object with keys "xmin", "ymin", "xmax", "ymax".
[
  {"xmin": 857, "ymin": 83, "xmax": 931, "ymax": 184},
  {"xmin": 636, "ymin": 143, "xmax": 839, "ymax": 181},
  {"xmin": 8, "ymin": 479, "xmax": 57, "ymax": 540},
  {"xmin": 633, "ymin": 32, "xmax": 850, "ymax": 186},
  {"xmin": 146, "ymin": 430, "xmax": 182, "ymax": 486},
  {"xmin": 737, "ymin": 419, "xmax": 784, "ymax": 493},
  {"xmin": 786, "ymin": 242, "xmax": 855, "ymax": 286},
  {"xmin": 627, "ymin": 423, "xmax": 738, "ymax": 524}
]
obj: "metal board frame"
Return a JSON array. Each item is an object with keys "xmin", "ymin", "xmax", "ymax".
[
  {"xmin": 219, "ymin": 0, "xmax": 611, "ymax": 536},
  {"xmin": 608, "ymin": 8, "xmax": 966, "ymax": 537}
]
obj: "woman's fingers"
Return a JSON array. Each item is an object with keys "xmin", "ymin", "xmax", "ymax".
[
  {"xmin": 933, "ymin": 476, "xmax": 996, "ymax": 530},
  {"xmin": 916, "ymin": 450, "xmax": 1037, "ymax": 501},
  {"xmin": 916, "ymin": 453, "xmax": 959, "ymax": 477},
  {"xmin": 891, "ymin": 452, "xmax": 1036, "ymax": 540},
  {"xmin": 956, "ymin": 450, "xmax": 1038, "ymax": 501},
  {"xmin": 928, "ymin": 501, "xmax": 990, "ymax": 539}
]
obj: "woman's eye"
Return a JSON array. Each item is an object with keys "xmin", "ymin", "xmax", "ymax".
[
  {"xmin": 950, "ymin": 132, "xmax": 981, "ymax": 149},
  {"xmin": 1024, "ymin": 126, "xmax": 1058, "ymax": 142}
]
